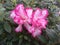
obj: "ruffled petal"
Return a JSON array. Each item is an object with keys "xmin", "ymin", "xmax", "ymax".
[
  {"xmin": 33, "ymin": 8, "xmax": 42, "ymax": 21},
  {"xmin": 26, "ymin": 8, "xmax": 33, "ymax": 18},
  {"xmin": 38, "ymin": 19, "xmax": 48, "ymax": 28},
  {"xmin": 15, "ymin": 25, "xmax": 22, "ymax": 32},
  {"xmin": 42, "ymin": 9, "xmax": 49, "ymax": 18},
  {"xmin": 32, "ymin": 8, "xmax": 42, "ymax": 26},
  {"xmin": 26, "ymin": 8, "xmax": 33, "ymax": 23},
  {"xmin": 15, "ymin": 4, "xmax": 27, "ymax": 20}
]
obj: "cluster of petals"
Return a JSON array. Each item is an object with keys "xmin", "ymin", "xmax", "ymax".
[{"xmin": 10, "ymin": 4, "xmax": 49, "ymax": 37}]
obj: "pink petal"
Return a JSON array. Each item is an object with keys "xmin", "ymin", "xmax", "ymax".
[
  {"xmin": 38, "ymin": 19, "xmax": 48, "ymax": 28},
  {"xmin": 33, "ymin": 8, "xmax": 42, "ymax": 21},
  {"xmin": 26, "ymin": 8, "xmax": 33, "ymax": 18},
  {"xmin": 32, "ymin": 8, "xmax": 42, "ymax": 26},
  {"xmin": 14, "ymin": 16, "xmax": 23, "ymax": 24},
  {"xmin": 24, "ymin": 22, "xmax": 31, "ymax": 32},
  {"xmin": 26, "ymin": 8, "xmax": 33, "ymax": 23},
  {"xmin": 24, "ymin": 22, "xmax": 35, "ymax": 33},
  {"xmin": 15, "ymin": 25, "xmax": 22, "ymax": 32},
  {"xmin": 15, "ymin": 4, "xmax": 27, "ymax": 20},
  {"xmin": 10, "ymin": 10, "xmax": 16, "ymax": 19},
  {"xmin": 42, "ymin": 9, "xmax": 49, "ymax": 18},
  {"xmin": 32, "ymin": 28, "xmax": 41, "ymax": 37},
  {"xmin": 29, "ymin": 26, "xmax": 35, "ymax": 33}
]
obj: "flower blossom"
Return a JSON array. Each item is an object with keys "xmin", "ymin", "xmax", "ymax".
[{"xmin": 10, "ymin": 4, "xmax": 49, "ymax": 37}]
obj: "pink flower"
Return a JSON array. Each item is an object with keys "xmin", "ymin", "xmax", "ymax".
[
  {"xmin": 10, "ymin": 4, "xmax": 49, "ymax": 37},
  {"xmin": 15, "ymin": 25, "xmax": 22, "ymax": 32}
]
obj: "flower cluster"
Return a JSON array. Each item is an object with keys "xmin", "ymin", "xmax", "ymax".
[{"xmin": 10, "ymin": 4, "xmax": 49, "ymax": 37}]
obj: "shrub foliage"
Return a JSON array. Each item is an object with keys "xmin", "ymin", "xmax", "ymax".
[{"xmin": 0, "ymin": 0, "xmax": 60, "ymax": 45}]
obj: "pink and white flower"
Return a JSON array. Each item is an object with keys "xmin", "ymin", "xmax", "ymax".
[{"xmin": 10, "ymin": 4, "xmax": 49, "ymax": 37}]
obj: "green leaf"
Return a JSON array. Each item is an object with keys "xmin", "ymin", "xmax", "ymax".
[
  {"xmin": 24, "ymin": 36, "xmax": 29, "ymax": 40},
  {"xmin": 0, "ymin": 29, "xmax": 3, "ymax": 35},
  {"xmin": 0, "ymin": 3, "xmax": 5, "ymax": 11},
  {"xmin": 46, "ymin": 28, "xmax": 58, "ymax": 41},
  {"xmin": 23, "ymin": 0, "xmax": 31, "ymax": 4},
  {"xmin": 34, "ymin": 41, "xmax": 39, "ymax": 45},
  {"xmin": 0, "ymin": 3, "xmax": 5, "ymax": 21},
  {"xmin": 4, "ymin": 22, "xmax": 11, "ymax": 33},
  {"xmin": 38, "ymin": 35, "xmax": 47, "ymax": 43},
  {"xmin": 25, "ymin": 42, "xmax": 30, "ymax": 45},
  {"xmin": 7, "ymin": 42, "xmax": 12, "ymax": 45},
  {"xmin": 56, "ymin": 24, "xmax": 60, "ymax": 31},
  {"xmin": 18, "ymin": 39, "xmax": 23, "ymax": 45},
  {"xmin": 12, "ymin": 37, "xmax": 18, "ymax": 41},
  {"xmin": 0, "ymin": 15, "xmax": 4, "ymax": 21}
]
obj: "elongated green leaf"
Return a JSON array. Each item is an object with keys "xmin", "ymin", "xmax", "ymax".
[
  {"xmin": 18, "ymin": 39, "xmax": 23, "ymax": 45},
  {"xmin": 0, "ymin": 29, "xmax": 3, "ymax": 35},
  {"xmin": 38, "ymin": 35, "xmax": 47, "ymax": 43},
  {"xmin": 4, "ymin": 22, "xmax": 11, "ymax": 33}
]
